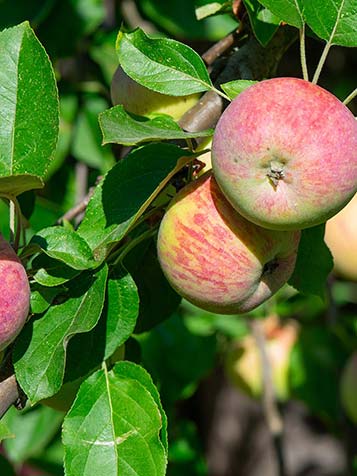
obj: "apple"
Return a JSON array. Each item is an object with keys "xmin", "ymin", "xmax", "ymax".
[
  {"xmin": 110, "ymin": 66, "xmax": 200, "ymax": 120},
  {"xmin": 340, "ymin": 352, "xmax": 357, "ymax": 423},
  {"xmin": 225, "ymin": 316, "xmax": 298, "ymax": 400},
  {"xmin": 324, "ymin": 193, "xmax": 357, "ymax": 281},
  {"xmin": 157, "ymin": 171, "xmax": 300, "ymax": 314},
  {"xmin": 212, "ymin": 77, "xmax": 357, "ymax": 231},
  {"xmin": 0, "ymin": 234, "xmax": 30, "ymax": 351}
]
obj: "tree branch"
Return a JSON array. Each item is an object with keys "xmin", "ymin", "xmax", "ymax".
[{"xmin": 251, "ymin": 319, "xmax": 287, "ymax": 476}]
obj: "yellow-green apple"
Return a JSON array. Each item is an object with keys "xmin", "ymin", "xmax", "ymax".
[
  {"xmin": 225, "ymin": 316, "xmax": 298, "ymax": 400},
  {"xmin": 157, "ymin": 172, "xmax": 300, "ymax": 314},
  {"xmin": 324, "ymin": 193, "xmax": 357, "ymax": 281},
  {"xmin": 111, "ymin": 66, "xmax": 200, "ymax": 120},
  {"xmin": 340, "ymin": 352, "xmax": 357, "ymax": 423},
  {"xmin": 212, "ymin": 78, "xmax": 357, "ymax": 231},
  {"xmin": 0, "ymin": 234, "xmax": 30, "ymax": 351}
]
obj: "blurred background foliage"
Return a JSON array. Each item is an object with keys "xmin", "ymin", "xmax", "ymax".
[{"xmin": 0, "ymin": 1, "xmax": 356, "ymax": 475}]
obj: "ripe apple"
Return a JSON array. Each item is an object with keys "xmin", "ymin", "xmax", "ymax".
[
  {"xmin": 225, "ymin": 316, "xmax": 298, "ymax": 400},
  {"xmin": 324, "ymin": 193, "xmax": 357, "ymax": 281},
  {"xmin": 212, "ymin": 77, "xmax": 357, "ymax": 231},
  {"xmin": 157, "ymin": 172, "xmax": 300, "ymax": 314},
  {"xmin": 340, "ymin": 352, "xmax": 357, "ymax": 423},
  {"xmin": 0, "ymin": 234, "xmax": 30, "ymax": 351},
  {"xmin": 110, "ymin": 66, "xmax": 200, "ymax": 120}
]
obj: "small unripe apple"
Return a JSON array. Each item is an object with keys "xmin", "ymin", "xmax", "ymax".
[
  {"xmin": 110, "ymin": 66, "xmax": 200, "ymax": 120},
  {"xmin": 0, "ymin": 234, "xmax": 30, "ymax": 351},
  {"xmin": 212, "ymin": 78, "xmax": 357, "ymax": 231},
  {"xmin": 324, "ymin": 193, "xmax": 357, "ymax": 281},
  {"xmin": 225, "ymin": 317, "xmax": 298, "ymax": 400},
  {"xmin": 340, "ymin": 352, "xmax": 357, "ymax": 423},
  {"xmin": 157, "ymin": 172, "xmax": 300, "ymax": 314}
]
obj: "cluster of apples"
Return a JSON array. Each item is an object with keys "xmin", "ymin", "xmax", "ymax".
[{"xmin": 156, "ymin": 77, "xmax": 357, "ymax": 314}]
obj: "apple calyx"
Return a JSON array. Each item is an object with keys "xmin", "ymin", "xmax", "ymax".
[{"xmin": 267, "ymin": 160, "xmax": 285, "ymax": 188}]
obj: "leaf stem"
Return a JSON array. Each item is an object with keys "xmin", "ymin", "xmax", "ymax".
[
  {"xmin": 299, "ymin": 25, "xmax": 309, "ymax": 81},
  {"xmin": 111, "ymin": 227, "xmax": 158, "ymax": 266},
  {"xmin": 212, "ymin": 86, "xmax": 231, "ymax": 102},
  {"xmin": 343, "ymin": 87, "xmax": 357, "ymax": 106},
  {"xmin": 312, "ymin": 41, "xmax": 333, "ymax": 84}
]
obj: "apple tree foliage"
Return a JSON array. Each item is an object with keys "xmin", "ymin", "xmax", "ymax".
[{"xmin": 0, "ymin": 1, "xmax": 356, "ymax": 475}]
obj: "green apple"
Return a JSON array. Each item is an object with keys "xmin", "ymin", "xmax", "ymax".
[
  {"xmin": 110, "ymin": 66, "xmax": 200, "ymax": 120},
  {"xmin": 225, "ymin": 317, "xmax": 298, "ymax": 400}
]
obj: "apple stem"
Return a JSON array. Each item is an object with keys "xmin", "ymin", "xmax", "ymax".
[
  {"xmin": 299, "ymin": 25, "xmax": 309, "ymax": 82},
  {"xmin": 343, "ymin": 87, "xmax": 357, "ymax": 106},
  {"xmin": 251, "ymin": 319, "xmax": 287, "ymax": 476}
]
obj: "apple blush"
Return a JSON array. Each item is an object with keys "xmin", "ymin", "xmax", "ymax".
[
  {"xmin": 157, "ymin": 172, "xmax": 300, "ymax": 314},
  {"xmin": 212, "ymin": 77, "xmax": 357, "ymax": 230}
]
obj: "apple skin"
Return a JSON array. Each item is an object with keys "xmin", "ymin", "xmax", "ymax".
[
  {"xmin": 225, "ymin": 317, "xmax": 297, "ymax": 400},
  {"xmin": 340, "ymin": 352, "xmax": 357, "ymax": 423},
  {"xmin": 324, "ymin": 193, "xmax": 357, "ymax": 281},
  {"xmin": 0, "ymin": 234, "xmax": 30, "ymax": 351},
  {"xmin": 111, "ymin": 66, "xmax": 200, "ymax": 120},
  {"xmin": 212, "ymin": 77, "xmax": 357, "ymax": 231},
  {"xmin": 157, "ymin": 172, "xmax": 300, "ymax": 314}
]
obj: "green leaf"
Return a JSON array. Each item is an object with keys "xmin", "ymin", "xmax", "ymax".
[
  {"xmin": 3, "ymin": 406, "xmax": 63, "ymax": 463},
  {"xmin": 220, "ymin": 79, "xmax": 259, "ymax": 100},
  {"xmin": 289, "ymin": 326, "xmax": 348, "ymax": 420},
  {"xmin": 63, "ymin": 363, "xmax": 167, "ymax": 476},
  {"xmin": 117, "ymin": 28, "xmax": 212, "ymax": 96},
  {"xmin": 30, "ymin": 226, "xmax": 96, "ymax": 270},
  {"xmin": 32, "ymin": 254, "xmax": 80, "ymax": 287},
  {"xmin": 288, "ymin": 224, "xmax": 333, "ymax": 299},
  {"xmin": 99, "ymin": 106, "xmax": 213, "ymax": 147},
  {"xmin": 303, "ymin": 0, "xmax": 357, "ymax": 46},
  {"xmin": 0, "ymin": 22, "xmax": 59, "ymax": 195},
  {"xmin": 30, "ymin": 284, "xmax": 62, "ymax": 314},
  {"xmin": 243, "ymin": 0, "xmax": 281, "ymax": 45},
  {"xmin": 124, "ymin": 239, "xmax": 182, "ymax": 333},
  {"xmin": 137, "ymin": 313, "xmax": 216, "ymax": 405},
  {"xmin": 14, "ymin": 265, "xmax": 108, "ymax": 404},
  {"xmin": 104, "ymin": 267, "xmax": 140, "ymax": 359},
  {"xmin": 195, "ymin": 2, "xmax": 231, "ymax": 20},
  {"xmin": 78, "ymin": 143, "xmax": 194, "ymax": 259},
  {"xmin": 71, "ymin": 95, "xmax": 115, "ymax": 172},
  {"xmin": 257, "ymin": 0, "xmax": 304, "ymax": 28},
  {"xmin": 0, "ymin": 421, "xmax": 14, "ymax": 443}
]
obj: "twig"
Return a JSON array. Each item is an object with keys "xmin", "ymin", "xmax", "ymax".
[
  {"xmin": 202, "ymin": 32, "xmax": 237, "ymax": 66},
  {"xmin": 250, "ymin": 319, "xmax": 287, "ymax": 476},
  {"xmin": 0, "ymin": 374, "xmax": 20, "ymax": 418},
  {"xmin": 57, "ymin": 185, "xmax": 96, "ymax": 224},
  {"xmin": 299, "ymin": 25, "xmax": 309, "ymax": 81}
]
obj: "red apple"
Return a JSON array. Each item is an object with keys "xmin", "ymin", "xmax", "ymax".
[
  {"xmin": 212, "ymin": 78, "xmax": 357, "ymax": 231},
  {"xmin": 111, "ymin": 66, "xmax": 200, "ymax": 120},
  {"xmin": 324, "ymin": 193, "xmax": 357, "ymax": 281},
  {"xmin": 157, "ymin": 172, "xmax": 300, "ymax": 314},
  {"xmin": 0, "ymin": 234, "xmax": 30, "ymax": 351}
]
